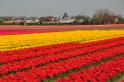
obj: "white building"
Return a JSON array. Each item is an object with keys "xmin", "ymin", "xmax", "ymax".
[{"xmin": 60, "ymin": 18, "xmax": 75, "ymax": 24}]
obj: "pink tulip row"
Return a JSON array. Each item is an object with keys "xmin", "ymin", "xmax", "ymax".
[
  {"xmin": 0, "ymin": 29, "xmax": 61, "ymax": 35},
  {"xmin": 57, "ymin": 55, "xmax": 124, "ymax": 82},
  {"xmin": 0, "ymin": 44, "xmax": 124, "ymax": 81},
  {"xmin": 0, "ymin": 30, "xmax": 36, "ymax": 35}
]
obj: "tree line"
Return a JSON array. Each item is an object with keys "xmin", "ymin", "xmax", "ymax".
[
  {"xmin": 0, "ymin": 9, "xmax": 124, "ymax": 25},
  {"xmin": 67, "ymin": 9, "xmax": 124, "ymax": 25}
]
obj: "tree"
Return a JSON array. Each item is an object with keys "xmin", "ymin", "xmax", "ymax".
[
  {"xmin": 71, "ymin": 14, "xmax": 91, "ymax": 24},
  {"xmin": 92, "ymin": 9, "xmax": 116, "ymax": 24},
  {"xmin": 117, "ymin": 15, "xmax": 124, "ymax": 23},
  {"xmin": 62, "ymin": 12, "xmax": 69, "ymax": 20}
]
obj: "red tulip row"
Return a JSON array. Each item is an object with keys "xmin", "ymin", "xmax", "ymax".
[
  {"xmin": 0, "ymin": 42, "xmax": 84, "ymax": 63},
  {"xmin": 0, "ymin": 45, "xmax": 124, "ymax": 81},
  {"xmin": 0, "ymin": 37, "xmax": 124, "ymax": 65},
  {"xmin": 57, "ymin": 55, "xmax": 124, "ymax": 82},
  {"xmin": 0, "ymin": 38, "xmax": 124, "ymax": 76},
  {"xmin": 0, "ymin": 42, "xmax": 80, "ymax": 56}
]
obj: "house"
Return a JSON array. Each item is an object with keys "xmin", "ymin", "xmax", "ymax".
[
  {"xmin": 25, "ymin": 17, "xmax": 40, "ymax": 24},
  {"xmin": 11, "ymin": 16, "xmax": 26, "ymax": 24},
  {"xmin": 39, "ymin": 16, "xmax": 60, "ymax": 24},
  {"xmin": 2, "ymin": 16, "xmax": 14, "ymax": 24}
]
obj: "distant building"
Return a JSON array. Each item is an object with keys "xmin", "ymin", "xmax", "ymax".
[
  {"xmin": 60, "ymin": 18, "xmax": 75, "ymax": 24},
  {"xmin": 111, "ymin": 16, "xmax": 119, "ymax": 23},
  {"xmin": 39, "ymin": 16, "xmax": 60, "ymax": 24},
  {"xmin": 3, "ymin": 21, "xmax": 14, "ymax": 24},
  {"xmin": 25, "ymin": 17, "xmax": 40, "ymax": 24},
  {"xmin": 11, "ymin": 16, "xmax": 26, "ymax": 24}
]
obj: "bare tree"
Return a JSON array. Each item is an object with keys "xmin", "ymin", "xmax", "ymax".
[{"xmin": 92, "ymin": 9, "xmax": 116, "ymax": 24}]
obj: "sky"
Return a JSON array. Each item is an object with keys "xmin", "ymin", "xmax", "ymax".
[{"xmin": 0, "ymin": 0, "xmax": 124, "ymax": 17}]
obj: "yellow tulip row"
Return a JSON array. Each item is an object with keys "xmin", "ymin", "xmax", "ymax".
[{"xmin": 1, "ymin": 30, "xmax": 124, "ymax": 51}]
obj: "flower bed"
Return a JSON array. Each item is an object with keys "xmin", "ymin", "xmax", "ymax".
[{"xmin": 0, "ymin": 29, "xmax": 124, "ymax": 82}]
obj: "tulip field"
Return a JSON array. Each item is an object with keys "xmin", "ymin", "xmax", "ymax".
[{"xmin": 0, "ymin": 26, "xmax": 124, "ymax": 82}]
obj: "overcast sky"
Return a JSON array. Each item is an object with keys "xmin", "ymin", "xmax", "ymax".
[{"xmin": 0, "ymin": 0, "xmax": 124, "ymax": 17}]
